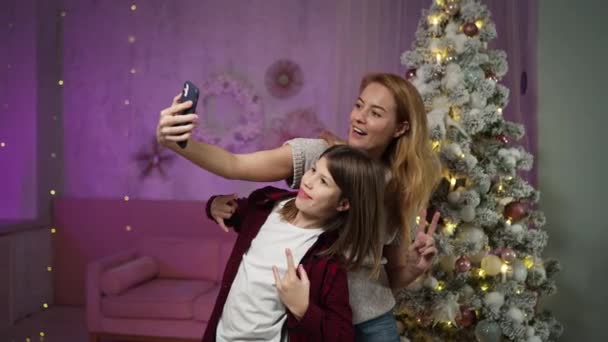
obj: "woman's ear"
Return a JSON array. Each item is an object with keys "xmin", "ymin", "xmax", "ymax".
[
  {"xmin": 336, "ymin": 198, "xmax": 350, "ymax": 212},
  {"xmin": 393, "ymin": 121, "xmax": 410, "ymax": 138}
]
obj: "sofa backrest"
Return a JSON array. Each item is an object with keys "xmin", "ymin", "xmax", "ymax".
[{"xmin": 138, "ymin": 237, "xmax": 234, "ymax": 281}]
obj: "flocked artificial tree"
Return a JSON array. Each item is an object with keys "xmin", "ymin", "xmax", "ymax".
[{"xmin": 396, "ymin": 0, "xmax": 563, "ymax": 341}]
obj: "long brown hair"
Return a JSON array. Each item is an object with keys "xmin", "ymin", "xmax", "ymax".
[
  {"xmin": 279, "ymin": 145, "xmax": 386, "ymax": 278},
  {"xmin": 359, "ymin": 73, "xmax": 442, "ymax": 246}
]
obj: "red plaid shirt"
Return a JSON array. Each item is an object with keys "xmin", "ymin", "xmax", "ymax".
[{"xmin": 202, "ymin": 186, "xmax": 354, "ymax": 342}]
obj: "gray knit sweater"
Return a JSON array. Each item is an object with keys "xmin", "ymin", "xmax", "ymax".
[{"xmin": 284, "ymin": 138, "xmax": 396, "ymax": 324}]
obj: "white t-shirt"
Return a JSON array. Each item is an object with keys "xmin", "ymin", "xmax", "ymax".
[{"xmin": 216, "ymin": 200, "xmax": 324, "ymax": 341}]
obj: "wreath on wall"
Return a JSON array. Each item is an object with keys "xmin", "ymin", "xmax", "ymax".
[{"xmin": 196, "ymin": 74, "xmax": 264, "ymax": 152}]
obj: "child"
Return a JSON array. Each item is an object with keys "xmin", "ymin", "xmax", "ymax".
[{"xmin": 202, "ymin": 145, "xmax": 387, "ymax": 342}]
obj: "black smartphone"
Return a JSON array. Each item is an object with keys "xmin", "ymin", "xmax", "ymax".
[{"xmin": 176, "ymin": 81, "xmax": 199, "ymax": 149}]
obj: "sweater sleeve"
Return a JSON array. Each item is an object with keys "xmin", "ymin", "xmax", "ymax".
[
  {"xmin": 283, "ymin": 138, "xmax": 329, "ymax": 189},
  {"xmin": 285, "ymin": 263, "xmax": 354, "ymax": 341}
]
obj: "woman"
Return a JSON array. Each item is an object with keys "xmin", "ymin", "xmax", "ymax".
[{"xmin": 156, "ymin": 73, "xmax": 442, "ymax": 341}]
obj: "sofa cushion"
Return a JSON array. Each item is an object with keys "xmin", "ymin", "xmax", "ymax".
[
  {"xmin": 138, "ymin": 238, "xmax": 220, "ymax": 280},
  {"xmin": 101, "ymin": 279, "xmax": 217, "ymax": 320},
  {"xmin": 193, "ymin": 287, "xmax": 221, "ymax": 322},
  {"xmin": 100, "ymin": 256, "xmax": 159, "ymax": 296}
]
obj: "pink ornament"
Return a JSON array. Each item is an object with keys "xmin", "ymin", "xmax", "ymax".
[
  {"xmin": 501, "ymin": 248, "xmax": 517, "ymax": 264},
  {"xmin": 463, "ymin": 22, "xmax": 479, "ymax": 37},
  {"xmin": 456, "ymin": 306, "xmax": 477, "ymax": 328},
  {"xmin": 455, "ymin": 256, "xmax": 472, "ymax": 273},
  {"xmin": 405, "ymin": 68, "xmax": 417, "ymax": 80}
]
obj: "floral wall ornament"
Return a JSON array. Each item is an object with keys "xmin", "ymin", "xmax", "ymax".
[
  {"xmin": 135, "ymin": 137, "xmax": 175, "ymax": 179},
  {"xmin": 196, "ymin": 74, "xmax": 264, "ymax": 152},
  {"xmin": 265, "ymin": 59, "xmax": 304, "ymax": 99},
  {"xmin": 262, "ymin": 108, "xmax": 326, "ymax": 149}
]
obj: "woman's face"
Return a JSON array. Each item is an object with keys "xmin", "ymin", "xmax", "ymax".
[
  {"xmin": 295, "ymin": 156, "xmax": 347, "ymax": 221},
  {"xmin": 347, "ymin": 82, "xmax": 407, "ymax": 159}
]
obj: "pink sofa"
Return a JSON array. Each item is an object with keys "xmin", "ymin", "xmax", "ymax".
[{"xmin": 87, "ymin": 237, "xmax": 234, "ymax": 342}]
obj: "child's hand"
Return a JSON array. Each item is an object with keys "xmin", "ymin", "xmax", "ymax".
[
  {"xmin": 272, "ymin": 248, "xmax": 309, "ymax": 320},
  {"xmin": 209, "ymin": 194, "xmax": 238, "ymax": 232}
]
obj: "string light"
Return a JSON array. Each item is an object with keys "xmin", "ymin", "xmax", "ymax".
[
  {"xmin": 125, "ymin": 225, "xmax": 132, "ymax": 232},
  {"xmin": 524, "ymin": 256, "xmax": 535, "ymax": 269},
  {"xmin": 42, "ymin": 303, "xmax": 49, "ymax": 309},
  {"xmin": 60, "ymin": 10, "xmax": 67, "ymax": 17},
  {"xmin": 49, "ymin": 190, "xmax": 56, "ymax": 196},
  {"xmin": 444, "ymin": 221, "xmax": 457, "ymax": 235},
  {"xmin": 57, "ymin": 80, "xmax": 64, "ymax": 86},
  {"xmin": 39, "ymin": 332, "xmax": 45, "ymax": 337},
  {"xmin": 130, "ymin": 68, "xmax": 137, "ymax": 74},
  {"xmin": 431, "ymin": 140, "xmax": 441, "ymax": 152},
  {"xmin": 124, "ymin": 99, "xmax": 130, "ymax": 105},
  {"xmin": 497, "ymin": 108, "xmax": 503, "ymax": 114},
  {"xmin": 505, "ymin": 218, "xmax": 512, "ymax": 225},
  {"xmin": 480, "ymin": 282, "xmax": 490, "ymax": 291},
  {"xmin": 51, "ymin": 153, "xmax": 56, "ymax": 158},
  {"xmin": 415, "ymin": 216, "xmax": 421, "ymax": 225},
  {"xmin": 124, "ymin": 195, "xmax": 130, "ymax": 201},
  {"xmin": 50, "ymin": 227, "xmax": 57, "ymax": 234},
  {"xmin": 47, "ymin": 266, "xmax": 53, "ymax": 272},
  {"xmin": 449, "ymin": 177, "xmax": 457, "ymax": 190},
  {"xmin": 477, "ymin": 269, "xmax": 486, "ymax": 278},
  {"xmin": 0, "ymin": 142, "xmax": 5, "ymax": 147},
  {"xmin": 130, "ymin": 4, "xmax": 137, "ymax": 11},
  {"xmin": 436, "ymin": 281, "xmax": 446, "ymax": 291},
  {"xmin": 475, "ymin": 19, "xmax": 484, "ymax": 29},
  {"xmin": 128, "ymin": 35, "xmax": 136, "ymax": 43}
]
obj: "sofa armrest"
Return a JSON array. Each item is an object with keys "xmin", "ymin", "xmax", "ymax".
[{"xmin": 86, "ymin": 249, "xmax": 138, "ymax": 331}]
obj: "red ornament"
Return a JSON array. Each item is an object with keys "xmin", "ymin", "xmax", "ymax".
[
  {"xmin": 463, "ymin": 22, "xmax": 479, "ymax": 37},
  {"xmin": 497, "ymin": 134, "xmax": 509, "ymax": 144},
  {"xmin": 405, "ymin": 68, "xmax": 417, "ymax": 80},
  {"xmin": 455, "ymin": 256, "xmax": 471, "ymax": 273},
  {"xmin": 504, "ymin": 201, "xmax": 527, "ymax": 221},
  {"xmin": 456, "ymin": 306, "xmax": 477, "ymax": 328}
]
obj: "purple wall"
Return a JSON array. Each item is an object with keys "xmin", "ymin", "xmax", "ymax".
[{"xmin": 1, "ymin": 0, "xmax": 538, "ymax": 222}]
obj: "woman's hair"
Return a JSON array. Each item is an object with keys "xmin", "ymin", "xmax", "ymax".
[
  {"xmin": 280, "ymin": 145, "xmax": 386, "ymax": 278},
  {"xmin": 359, "ymin": 73, "xmax": 442, "ymax": 246}
]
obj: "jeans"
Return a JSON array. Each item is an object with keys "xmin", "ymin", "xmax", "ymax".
[{"xmin": 354, "ymin": 310, "xmax": 400, "ymax": 342}]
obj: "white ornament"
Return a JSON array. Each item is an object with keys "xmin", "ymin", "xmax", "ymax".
[
  {"xmin": 445, "ymin": 142, "xmax": 463, "ymax": 158},
  {"xmin": 526, "ymin": 327, "xmax": 536, "ymax": 337},
  {"xmin": 448, "ymin": 190, "xmax": 461, "ymax": 205},
  {"xmin": 461, "ymin": 284, "xmax": 475, "ymax": 300},
  {"xmin": 507, "ymin": 307, "xmax": 525, "ymax": 324},
  {"xmin": 484, "ymin": 291, "xmax": 505, "ymax": 311},
  {"xmin": 457, "ymin": 224, "xmax": 485, "ymax": 246},
  {"xmin": 424, "ymin": 276, "xmax": 439, "ymax": 289},
  {"xmin": 461, "ymin": 206, "xmax": 476, "ymax": 222},
  {"xmin": 507, "ymin": 223, "xmax": 524, "ymax": 234},
  {"xmin": 512, "ymin": 260, "xmax": 528, "ymax": 282},
  {"xmin": 443, "ymin": 63, "xmax": 464, "ymax": 91}
]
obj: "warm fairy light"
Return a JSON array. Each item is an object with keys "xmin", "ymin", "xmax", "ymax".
[
  {"xmin": 58, "ymin": 80, "xmax": 64, "ymax": 86},
  {"xmin": 475, "ymin": 19, "xmax": 484, "ymax": 29},
  {"xmin": 47, "ymin": 266, "xmax": 52, "ymax": 272},
  {"xmin": 130, "ymin": 4, "xmax": 137, "ymax": 11},
  {"xmin": 128, "ymin": 35, "xmax": 136, "ymax": 43},
  {"xmin": 478, "ymin": 269, "xmax": 486, "ymax": 278},
  {"xmin": 130, "ymin": 68, "xmax": 137, "ymax": 74},
  {"xmin": 497, "ymin": 108, "xmax": 503, "ymax": 114},
  {"xmin": 501, "ymin": 264, "xmax": 509, "ymax": 273},
  {"xmin": 432, "ymin": 140, "xmax": 441, "ymax": 152},
  {"xmin": 51, "ymin": 227, "xmax": 57, "ymax": 234},
  {"xmin": 50, "ymin": 190, "xmax": 56, "ymax": 196},
  {"xmin": 39, "ymin": 332, "xmax": 45, "ymax": 337},
  {"xmin": 460, "ymin": 153, "xmax": 465, "ymax": 159},
  {"xmin": 480, "ymin": 283, "xmax": 489, "ymax": 291},
  {"xmin": 498, "ymin": 184, "xmax": 504, "ymax": 192},
  {"xmin": 51, "ymin": 153, "xmax": 56, "ymax": 158},
  {"xmin": 125, "ymin": 225, "xmax": 132, "ymax": 232},
  {"xmin": 26, "ymin": 338, "xmax": 31, "ymax": 342},
  {"xmin": 124, "ymin": 195, "xmax": 130, "ymax": 201},
  {"xmin": 444, "ymin": 221, "xmax": 457, "ymax": 235},
  {"xmin": 60, "ymin": 10, "xmax": 67, "ymax": 17},
  {"xmin": 415, "ymin": 216, "xmax": 421, "ymax": 225},
  {"xmin": 436, "ymin": 53, "xmax": 443, "ymax": 64},
  {"xmin": 436, "ymin": 281, "xmax": 446, "ymax": 291},
  {"xmin": 450, "ymin": 177, "xmax": 457, "ymax": 189},
  {"xmin": 524, "ymin": 256, "xmax": 535, "ymax": 269},
  {"xmin": 505, "ymin": 176, "xmax": 512, "ymax": 181},
  {"xmin": 427, "ymin": 14, "xmax": 441, "ymax": 26},
  {"xmin": 42, "ymin": 303, "xmax": 49, "ymax": 309},
  {"xmin": 0, "ymin": 142, "xmax": 5, "ymax": 147},
  {"xmin": 124, "ymin": 99, "xmax": 130, "ymax": 105},
  {"xmin": 505, "ymin": 218, "xmax": 512, "ymax": 225}
]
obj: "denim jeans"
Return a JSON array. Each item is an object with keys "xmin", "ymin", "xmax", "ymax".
[{"xmin": 354, "ymin": 310, "xmax": 400, "ymax": 342}]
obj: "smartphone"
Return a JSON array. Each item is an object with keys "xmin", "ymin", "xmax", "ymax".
[{"xmin": 176, "ymin": 81, "xmax": 199, "ymax": 149}]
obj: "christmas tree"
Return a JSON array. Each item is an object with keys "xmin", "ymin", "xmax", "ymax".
[{"xmin": 396, "ymin": 1, "xmax": 563, "ymax": 341}]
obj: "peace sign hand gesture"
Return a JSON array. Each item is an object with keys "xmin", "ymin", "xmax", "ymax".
[
  {"xmin": 407, "ymin": 209, "xmax": 440, "ymax": 276},
  {"xmin": 272, "ymin": 248, "xmax": 310, "ymax": 320}
]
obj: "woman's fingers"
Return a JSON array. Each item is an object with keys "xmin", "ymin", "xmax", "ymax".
[{"xmin": 161, "ymin": 123, "xmax": 196, "ymax": 136}]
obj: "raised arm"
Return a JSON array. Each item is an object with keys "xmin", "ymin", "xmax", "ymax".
[{"xmin": 156, "ymin": 94, "xmax": 294, "ymax": 182}]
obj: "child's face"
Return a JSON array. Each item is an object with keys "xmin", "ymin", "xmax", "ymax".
[{"xmin": 295, "ymin": 156, "xmax": 347, "ymax": 221}]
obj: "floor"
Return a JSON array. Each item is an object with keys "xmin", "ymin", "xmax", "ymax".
[{"xmin": 0, "ymin": 306, "xmax": 88, "ymax": 342}]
